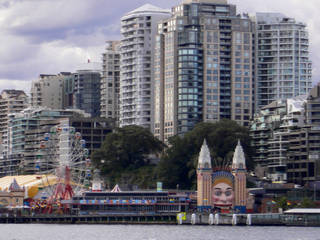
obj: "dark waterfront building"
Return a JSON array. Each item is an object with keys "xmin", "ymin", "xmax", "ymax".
[
  {"xmin": 250, "ymin": 83, "xmax": 320, "ymax": 185},
  {"xmin": 70, "ymin": 191, "xmax": 192, "ymax": 215},
  {"xmin": 69, "ymin": 117, "xmax": 114, "ymax": 153},
  {"xmin": 248, "ymin": 183, "xmax": 320, "ymax": 213},
  {"xmin": 286, "ymin": 84, "xmax": 320, "ymax": 184}
]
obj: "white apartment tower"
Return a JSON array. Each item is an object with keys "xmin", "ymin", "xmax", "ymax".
[
  {"xmin": 0, "ymin": 90, "xmax": 28, "ymax": 155},
  {"xmin": 119, "ymin": 4, "xmax": 171, "ymax": 129},
  {"xmin": 101, "ymin": 41, "xmax": 121, "ymax": 123},
  {"xmin": 256, "ymin": 13, "xmax": 312, "ymax": 110}
]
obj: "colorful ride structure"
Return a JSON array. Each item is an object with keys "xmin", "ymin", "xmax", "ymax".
[{"xmin": 34, "ymin": 124, "xmax": 92, "ymax": 213}]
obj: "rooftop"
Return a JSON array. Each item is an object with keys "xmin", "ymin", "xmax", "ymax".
[
  {"xmin": 125, "ymin": 4, "xmax": 170, "ymax": 16},
  {"xmin": 284, "ymin": 208, "xmax": 320, "ymax": 214},
  {"xmin": 183, "ymin": 0, "xmax": 228, "ymax": 4},
  {"xmin": 256, "ymin": 12, "xmax": 305, "ymax": 25}
]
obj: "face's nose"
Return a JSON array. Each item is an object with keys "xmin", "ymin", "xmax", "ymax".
[{"xmin": 220, "ymin": 193, "xmax": 227, "ymax": 202}]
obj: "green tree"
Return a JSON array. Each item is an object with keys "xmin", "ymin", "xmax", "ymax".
[
  {"xmin": 91, "ymin": 125, "xmax": 164, "ymax": 188},
  {"xmin": 276, "ymin": 196, "xmax": 290, "ymax": 211},
  {"xmin": 299, "ymin": 197, "xmax": 316, "ymax": 208},
  {"xmin": 156, "ymin": 135, "xmax": 194, "ymax": 190},
  {"xmin": 156, "ymin": 119, "xmax": 255, "ymax": 190}
]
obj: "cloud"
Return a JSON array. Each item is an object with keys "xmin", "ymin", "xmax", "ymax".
[
  {"xmin": 0, "ymin": 0, "xmax": 319, "ymax": 95},
  {"xmin": 1, "ymin": 0, "xmax": 118, "ymax": 42},
  {"xmin": 0, "ymin": 79, "xmax": 30, "ymax": 94},
  {"xmin": 0, "ymin": 0, "xmax": 179, "ymax": 93}
]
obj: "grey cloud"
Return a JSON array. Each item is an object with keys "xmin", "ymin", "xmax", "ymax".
[
  {"xmin": 0, "ymin": 0, "xmax": 319, "ymax": 93},
  {"xmin": 3, "ymin": 0, "xmax": 177, "ymax": 43},
  {"xmin": 0, "ymin": 79, "xmax": 31, "ymax": 94}
]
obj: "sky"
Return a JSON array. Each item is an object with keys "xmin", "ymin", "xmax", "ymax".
[{"xmin": 0, "ymin": 0, "xmax": 319, "ymax": 94}]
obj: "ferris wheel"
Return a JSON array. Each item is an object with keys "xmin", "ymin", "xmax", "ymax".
[{"xmin": 36, "ymin": 124, "xmax": 92, "ymax": 201}]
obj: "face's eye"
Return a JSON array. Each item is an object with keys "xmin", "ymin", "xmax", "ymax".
[
  {"xmin": 225, "ymin": 191, "xmax": 232, "ymax": 197},
  {"xmin": 214, "ymin": 191, "xmax": 222, "ymax": 196}
]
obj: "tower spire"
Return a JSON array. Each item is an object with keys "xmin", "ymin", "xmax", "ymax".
[
  {"xmin": 232, "ymin": 139, "xmax": 247, "ymax": 212},
  {"xmin": 198, "ymin": 139, "xmax": 212, "ymax": 169},
  {"xmin": 197, "ymin": 138, "xmax": 212, "ymax": 209},
  {"xmin": 232, "ymin": 139, "xmax": 246, "ymax": 170}
]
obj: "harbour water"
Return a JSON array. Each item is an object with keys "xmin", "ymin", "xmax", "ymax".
[{"xmin": 1, "ymin": 225, "xmax": 319, "ymax": 240}]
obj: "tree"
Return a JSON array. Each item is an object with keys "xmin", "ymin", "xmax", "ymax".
[
  {"xmin": 299, "ymin": 197, "xmax": 316, "ymax": 208},
  {"xmin": 156, "ymin": 119, "xmax": 256, "ymax": 190},
  {"xmin": 156, "ymin": 135, "xmax": 194, "ymax": 190},
  {"xmin": 91, "ymin": 125, "xmax": 164, "ymax": 189},
  {"xmin": 276, "ymin": 196, "xmax": 290, "ymax": 211}
]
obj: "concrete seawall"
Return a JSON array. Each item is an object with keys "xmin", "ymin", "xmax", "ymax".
[
  {"xmin": 0, "ymin": 213, "xmax": 177, "ymax": 224},
  {"xmin": 178, "ymin": 213, "xmax": 283, "ymax": 226},
  {"xmin": 1, "ymin": 212, "xmax": 319, "ymax": 226}
]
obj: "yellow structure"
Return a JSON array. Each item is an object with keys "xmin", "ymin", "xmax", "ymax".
[
  {"xmin": 0, "ymin": 175, "xmax": 58, "ymax": 199},
  {"xmin": 0, "ymin": 179, "xmax": 24, "ymax": 207}
]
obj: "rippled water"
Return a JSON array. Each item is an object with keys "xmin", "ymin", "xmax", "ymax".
[{"xmin": 1, "ymin": 224, "xmax": 319, "ymax": 240}]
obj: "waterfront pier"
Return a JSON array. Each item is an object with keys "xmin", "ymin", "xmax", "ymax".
[
  {"xmin": 0, "ymin": 210, "xmax": 320, "ymax": 226},
  {"xmin": 178, "ymin": 213, "xmax": 282, "ymax": 226},
  {"xmin": 0, "ymin": 213, "xmax": 177, "ymax": 224}
]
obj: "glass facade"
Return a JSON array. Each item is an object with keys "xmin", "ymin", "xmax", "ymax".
[{"xmin": 73, "ymin": 70, "xmax": 101, "ymax": 118}]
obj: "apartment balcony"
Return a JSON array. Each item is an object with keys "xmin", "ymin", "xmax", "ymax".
[
  {"xmin": 220, "ymin": 34, "xmax": 231, "ymax": 39},
  {"xmin": 121, "ymin": 55, "xmax": 136, "ymax": 61},
  {"xmin": 121, "ymin": 40, "xmax": 138, "ymax": 48},
  {"xmin": 308, "ymin": 142, "xmax": 320, "ymax": 148},
  {"xmin": 256, "ymin": 148, "xmax": 268, "ymax": 153},
  {"xmin": 309, "ymin": 153, "xmax": 319, "ymax": 160},
  {"xmin": 309, "ymin": 136, "xmax": 320, "ymax": 140},
  {"xmin": 252, "ymin": 133, "xmax": 269, "ymax": 139},
  {"xmin": 288, "ymin": 151, "xmax": 308, "ymax": 156},
  {"xmin": 121, "ymin": 94, "xmax": 136, "ymax": 101}
]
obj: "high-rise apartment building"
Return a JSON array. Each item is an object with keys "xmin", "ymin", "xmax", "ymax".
[
  {"xmin": 101, "ymin": 41, "xmax": 121, "ymax": 123},
  {"xmin": 0, "ymin": 90, "xmax": 28, "ymax": 156},
  {"xmin": 255, "ymin": 13, "xmax": 312, "ymax": 110},
  {"xmin": 120, "ymin": 4, "xmax": 171, "ymax": 129},
  {"xmin": 31, "ymin": 70, "xmax": 101, "ymax": 117},
  {"xmin": 154, "ymin": 0, "xmax": 255, "ymax": 142},
  {"xmin": 73, "ymin": 70, "xmax": 101, "ymax": 117},
  {"xmin": 30, "ymin": 73, "xmax": 72, "ymax": 109}
]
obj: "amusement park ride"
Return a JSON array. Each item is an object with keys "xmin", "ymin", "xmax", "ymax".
[{"xmin": 33, "ymin": 124, "xmax": 92, "ymax": 213}]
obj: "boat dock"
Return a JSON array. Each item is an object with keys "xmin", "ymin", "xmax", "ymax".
[
  {"xmin": 178, "ymin": 213, "xmax": 283, "ymax": 226},
  {"xmin": 177, "ymin": 210, "xmax": 320, "ymax": 226},
  {"xmin": 0, "ymin": 209, "xmax": 319, "ymax": 226},
  {"xmin": 0, "ymin": 213, "xmax": 177, "ymax": 224}
]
